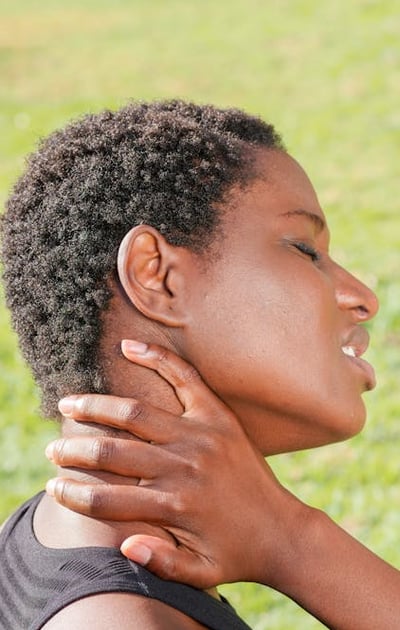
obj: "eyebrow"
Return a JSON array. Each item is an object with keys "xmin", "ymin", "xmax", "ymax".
[{"xmin": 279, "ymin": 209, "xmax": 326, "ymax": 234}]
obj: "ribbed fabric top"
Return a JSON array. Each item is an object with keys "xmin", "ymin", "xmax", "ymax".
[{"xmin": 0, "ymin": 492, "xmax": 252, "ymax": 630}]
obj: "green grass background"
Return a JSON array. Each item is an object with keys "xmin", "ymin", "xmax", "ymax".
[{"xmin": 0, "ymin": 1, "xmax": 399, "ymax": 627}]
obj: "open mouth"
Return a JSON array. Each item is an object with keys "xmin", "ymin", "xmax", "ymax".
[
  {"xmin": 341, "ymin": 345, "xmax": 376, "ymax": 390},
  {"xmin": 341, "ymin": 345, "xmax": 356, "ymax": 358}
]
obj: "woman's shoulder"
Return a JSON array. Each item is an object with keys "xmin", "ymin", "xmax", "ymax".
[{"xmin": 41, "ymin": 591, "xmax": 210, "ymax": 630}]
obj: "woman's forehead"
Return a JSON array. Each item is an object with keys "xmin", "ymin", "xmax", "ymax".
[{"xmin": 224, "ymin": 150, "xmax": 327, "ymax": 230}]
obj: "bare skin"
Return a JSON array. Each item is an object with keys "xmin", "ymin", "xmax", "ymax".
[
  {"xmin": 41, "ymin": 594, "xmax": 207, "ymax": 630},
  {"xmin": 23, "ymin": 148, "xmax": 380, "ymax": 628},
  {"xmin": 48, "ymin": 344, "xmax": 400, "ymax": 630}
]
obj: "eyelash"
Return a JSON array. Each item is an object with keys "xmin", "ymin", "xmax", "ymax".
[{"xmin": 293, "ymin": 242, "xmax": 321, "ymax": 262}]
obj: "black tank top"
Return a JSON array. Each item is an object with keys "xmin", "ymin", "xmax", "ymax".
[{"xmin": 0, "ymin": 493, "xmax": 252, "ymax": 630}]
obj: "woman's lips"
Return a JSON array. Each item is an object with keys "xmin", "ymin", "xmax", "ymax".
[
  {"xmin": 342, "ymin": 351, "xmax": 376, "ymax": 390},
  {"xmin": 341, "ymin": 328, "xmax": 375, "ymax": 391}
]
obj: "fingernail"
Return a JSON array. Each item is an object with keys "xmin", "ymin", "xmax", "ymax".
[
  {"xmin": 45, "ymin": 441, "xmax": 56, "ymax": 461},
  {"xmin": 121, "ymin": 339, "xmax": 149, "ymax": 355},
  {"xmin": 46, "ymin": 478, "xmax": 57, "ymax": 497},
  {"xmin": 58, "ymin": 397, "xmax": 76, "ymax": 417},
  {"xmin": 121, "ymin": 541, "xmax": 152, "ymax": 566}
]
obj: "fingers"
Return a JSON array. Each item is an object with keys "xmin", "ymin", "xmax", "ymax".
[
  {"xmin": 121, "ymin": 535, "xmax": 219, "ymax": 589},
  {"xmin": 121, "ymin": 340, "xmax": 227, "ymax": 418},
  {"xmin": 46, "ymin": 437, "xmax": 175, "ymax": 478},
  {"xmin": 58, "ymin": 341, "xmax": 236, "ymax": 444},
  {"xmin": 58, "ymin": 394, "xmax": 179, "ymax": 444},
  {"xmin": 46, "ymin": 478, "xmax": 178, "ymax": 522}
]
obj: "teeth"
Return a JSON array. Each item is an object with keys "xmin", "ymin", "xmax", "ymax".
[{"xmin": 342, "ymin": 346, "xmax": 356, "ymax": 358}]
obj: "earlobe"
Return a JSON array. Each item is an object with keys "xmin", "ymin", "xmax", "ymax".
[{"xmin": 117, "ymin": 225, "xmax": 187, "ymax": 327}]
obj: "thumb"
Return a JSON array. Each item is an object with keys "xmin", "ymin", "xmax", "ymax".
[{"xmin": 120, "ymin": 535, "xmax": 218, "ymax": 589}]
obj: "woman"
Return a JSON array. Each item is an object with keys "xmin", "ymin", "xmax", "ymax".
[
  {"xmin": 1, "ymin": 99, "xmax": 389, "ymax": 629},
  {"xmin": 47, "ymin": 344, "xmax": 400, "ymax": 630}
]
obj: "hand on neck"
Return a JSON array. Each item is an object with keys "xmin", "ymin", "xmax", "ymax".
[{"xmin": 37, "ymin": 296, "xmax": 184, "ymax": 549}]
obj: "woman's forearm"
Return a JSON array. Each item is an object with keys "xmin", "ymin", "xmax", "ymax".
[
  {"xmin": 271, "ymin": 504, "xmax": 400, "ymax": 629},
  {"xmin": 46, "ymin": 343, "xmax": 400, "ymax": 628}
]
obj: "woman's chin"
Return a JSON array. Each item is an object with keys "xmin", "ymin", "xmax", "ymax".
[{"xmin": 261, "ymin": 411, "xmax": 367, "ymax": 456}]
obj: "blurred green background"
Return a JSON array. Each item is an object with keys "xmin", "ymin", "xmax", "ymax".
[{"xmin": 0, "ymin": 1, "xmax": 399, "ymax": 627}]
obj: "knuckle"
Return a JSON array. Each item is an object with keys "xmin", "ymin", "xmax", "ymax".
[
  {"xmin": 168, "ymin": 493, "xmax": 186, "ymax": 519},
  {"xmin": 169, "ymin": 449, "xmax": 201, "ymax": 480},
  {"xmin": 157, "ymin": 348, "xmax": 201, "ymax": 383},
  {"xmin": 155, "ymin": 346, "xmax": 202, "ymax": 387},
  {"xmin": 90, "ymin": 437, "xmax": 114, "ymax": 466},
  {"xmin": 53, "ymin": 478, "xmax": 67, "ymax": 503},
  {"xmin": 155, "ymin": 491, "xmax": 185, "ymax": 520},
  {"xmin": 120, "ymin": 400, "xmax": 146, "ymax": 426},
  {"xmin": 80, "ymin": 485, "xmax": 105, "ymax": 517},
  {"xmin": 74, "ymin": 395, "xmax": 92, "ymax": 418},
  {"xmin": 156, "ymin": 347, "xmax": 170, "ymax": 367},
  {"xmin": 180, "ymin": 364, "xmax": 201, "ymax": 384},
  {"xmin": 157, "ymin": 554, "xmax": 178, "ymax": 581},
  {"xmin": 181, "ymin": 455, "xmax": 202, "ymax": 479},
  {"xmin": 52, "ymin": 438, "xmax": 67, "ymax": 463},
  {"xmin": 54, "ymin": 480, "xmax": 106, "ymax": 517}
]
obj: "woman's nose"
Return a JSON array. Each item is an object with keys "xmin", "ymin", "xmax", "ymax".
[{"xmin": 334, "ymin": 263, "xmax": 379, "ymax": 322}]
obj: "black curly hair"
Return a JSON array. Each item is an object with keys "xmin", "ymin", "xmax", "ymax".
[{"xmin": 1, "ymin": 100, "xmax": 284, "ymax": 419}]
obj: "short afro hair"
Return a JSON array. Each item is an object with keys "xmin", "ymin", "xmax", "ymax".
[{"xmin": 1, "ymin": 100, "xmax": 284, "ymax": 418}]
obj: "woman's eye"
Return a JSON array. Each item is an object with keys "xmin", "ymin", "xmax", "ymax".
[{"xmin": 294, "ymin": 242, "xmax": 321, "ymax": 262}]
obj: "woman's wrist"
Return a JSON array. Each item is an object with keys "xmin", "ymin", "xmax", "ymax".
[
  {"xmin": 266, "ymin": 502, "xmax": 326, "ymax": 590},
  {"xmin": 267, "ymin": 504, "xmax": 400, "ymax": 630},
  {"xmin": 256, "ymin": 491, "xmax": 319, "ymax": 590}
]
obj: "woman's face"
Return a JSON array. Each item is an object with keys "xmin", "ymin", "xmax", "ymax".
[{"xmin": 182, "ymin": 150, "xmax": 379, "ymax": 455}]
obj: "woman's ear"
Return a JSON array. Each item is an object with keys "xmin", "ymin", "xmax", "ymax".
[{"xmin": 117, "ymin": 225, "xmax": 189, "ymax": 327}]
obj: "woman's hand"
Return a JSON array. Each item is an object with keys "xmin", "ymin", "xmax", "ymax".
[
  {"xmin": 45, "ymin": 341, "xmax": 400, "ymax": 629},
  {"xmin": 46, "ymin": 339, "xmax": 308, "ymax": 589}
]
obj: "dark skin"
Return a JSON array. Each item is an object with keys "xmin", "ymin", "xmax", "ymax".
[
  {"xmin": 33, "ymin": 245, "xmax": 217, "ymax": 627},
  {"xmin": 31, "ymin": 148, "xmax": 383, "ymax": 628},
  {"xmin": 48, "ymin": 344, "xmax": 400, "ymax": 629}
]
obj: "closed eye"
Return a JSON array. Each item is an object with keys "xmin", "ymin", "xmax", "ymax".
[{"xmin": 293, "ymin": 242, "xmax": 321, "ymax": 263}]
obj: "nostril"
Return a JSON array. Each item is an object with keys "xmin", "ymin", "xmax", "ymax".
[
  {"xmin": 359, "ymin": 289, "xmax": 379, "ymax": 320},
  {"xmin": 356, "ymin": 304, "xmax": 369, "ymax": 317}
]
